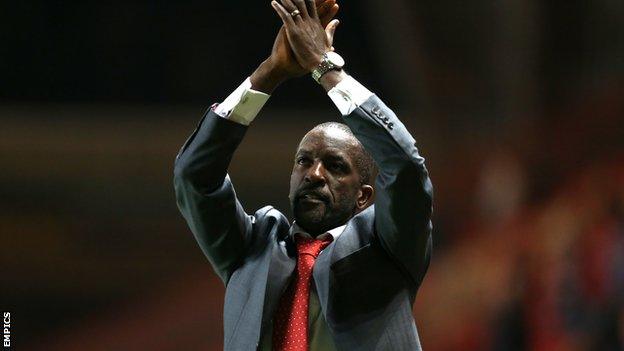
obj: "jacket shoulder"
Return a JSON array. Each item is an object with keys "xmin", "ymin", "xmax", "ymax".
[
  {"xmin": 253, "ymin": 205, "xmax": 287, "ymax": 222},
  {"xmin": 251, "ymin": 205, "xmax": 290, "ymax": 239}
]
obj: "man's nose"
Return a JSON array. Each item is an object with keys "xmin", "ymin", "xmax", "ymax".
[{"xmin": 305, "ymin": 161, "xmax": 326, "ymax": 184}]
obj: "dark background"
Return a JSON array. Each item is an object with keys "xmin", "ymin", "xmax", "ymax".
[{"xmin": 1, "ymin": 1, "xmax": 623, "ymax": 350}]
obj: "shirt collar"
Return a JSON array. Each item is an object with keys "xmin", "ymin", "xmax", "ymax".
[{"xmin": 289, "ymin": 222, "xmax": 347, "ymax": 241}]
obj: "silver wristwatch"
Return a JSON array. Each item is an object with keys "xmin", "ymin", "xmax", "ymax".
[{"xmin": 311, "ymin": 52, "xmax": 345, "ymax": 83}]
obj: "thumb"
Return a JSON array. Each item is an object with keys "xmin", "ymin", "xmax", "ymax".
[{"xmin": 325, "ymin": 19, "xmax": 340, "ymax": 46}]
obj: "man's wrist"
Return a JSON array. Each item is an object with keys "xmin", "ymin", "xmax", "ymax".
[
  {"xmin": 319, "ymin": 69, "xmax": 347, "ymax": 92},
  {"xmin": 250, "ymin": 59, "xmax": 289, "ymax": 94},
  {"xmin": 312, "ymin": 51, "xmax": 346, "ymax": 86},
  {"xmin": 307, "ymin": 54, "xmax": 325, "ymax": 72}
]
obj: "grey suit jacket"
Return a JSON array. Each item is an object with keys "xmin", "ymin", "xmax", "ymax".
[{"xmin": 173, "ymin": 95, "xmax": 434, "ymax": 350}]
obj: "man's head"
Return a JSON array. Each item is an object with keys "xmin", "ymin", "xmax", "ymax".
[{"xmin": 289, "ymin": 122, "xmax": 376, "ymax": 236}]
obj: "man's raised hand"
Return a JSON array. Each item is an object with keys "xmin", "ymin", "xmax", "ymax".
[
  {"xmin": 271, "ymin": 0, "xmax": 338, "ymax": 78},
  {"xmin": 250, "ymin": 0, "xmax": 338, "ymax": 93},
  {"xmin": 271, "ymin": 0, "xmax": 340, "ymax": 72}
]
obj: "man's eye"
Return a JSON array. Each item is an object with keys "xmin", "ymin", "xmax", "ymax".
[
  {"xmin": 297, "ymin": 157, "xmax": 310, "ymax": 165},
  {"xmin": 329, "ymin": 162, "xmax": 346, "ymax": 172}
]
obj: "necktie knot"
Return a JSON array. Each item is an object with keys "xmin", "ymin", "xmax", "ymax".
[{"xmin": 295, "ymin": 235, "xmax": 333, "ymax": 258}]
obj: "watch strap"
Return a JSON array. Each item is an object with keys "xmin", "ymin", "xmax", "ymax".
[{"xmin": 312, "ymin": 53, "xmax": 342, "ymax": 83}]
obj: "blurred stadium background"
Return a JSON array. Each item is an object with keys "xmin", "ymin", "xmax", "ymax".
[{"xmin": 1, "ymin": 1, "xmax": 623, "ymax": 350}]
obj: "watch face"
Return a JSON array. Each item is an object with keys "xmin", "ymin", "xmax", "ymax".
[{"xmin": 326, "ymin": 51, "xmax": 345, "ymax": 68}]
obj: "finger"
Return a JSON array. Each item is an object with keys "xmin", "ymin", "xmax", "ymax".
[
  {"xmin": 292, "ymin": 0, "xmax": 310, "ymax": 18},
  {"xmin": 325, "ymin": 19, "xmax": 339, "ymax": 45},
  {"xmin": 280, "ymin": 0, "xmax": 297, "ymax": 12},
  {"xmin": 320, "ymin": 4, "xmax": 338, "ymax": 26},
  {"xmin": 317, "ymin": 0, "xmax": 333, "ymax": 19},
  {"xmin": 317, "ymin": 0, "xmax": 334, "ymax": 15},
  {"xmin": 282, "ymin": 0, "xmax": 304, "ymax": 20},
  {"xmin": 306, "ymin": 0, "xmax": 319, "ymax": 19},
  {"xmin": 271, "ymin": 1, "xmax": 294, "ymax": 25},
  {"xmin": 317, "ymin": 3, "xmax": 329, "ymax": 17}
]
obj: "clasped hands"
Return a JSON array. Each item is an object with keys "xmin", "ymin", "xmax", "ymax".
[{"xmin": 250, "ymin": 0, "xmax": 340, "ymax": 93}]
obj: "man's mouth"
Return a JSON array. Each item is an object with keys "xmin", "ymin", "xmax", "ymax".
[
  {"xmin": 300, "ymin": 195, "xmax": 325, "ymax": 203},
  {"xmin": 297, "ymin": 191, "xmax": 329, "ymax": 204}
]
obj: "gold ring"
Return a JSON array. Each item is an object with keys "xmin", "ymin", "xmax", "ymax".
[{"xmin": 290, "ymin": 9, "xmax": 301, "ymax": 17}]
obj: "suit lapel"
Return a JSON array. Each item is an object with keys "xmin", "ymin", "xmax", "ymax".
[
  {"xmin": 330, "ymin": 205, "xmax": 376, "ymax": 265},
  {"xmin": 313, "ymin": 205, "xmax": 376, "ymax": 321},
  {"xmin": 261, "ymin": 235, "xmax": 296, "ymax": 333}
]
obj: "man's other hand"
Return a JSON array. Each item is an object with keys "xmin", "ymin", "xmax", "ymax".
[{"xmin": 271, "ymin": 0, "xmax": 340, "ymax": 72}]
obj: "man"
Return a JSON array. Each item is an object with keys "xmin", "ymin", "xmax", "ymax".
[{"xmin": 173, "ymin": 0, "xmax": 433, "ymax": 349}]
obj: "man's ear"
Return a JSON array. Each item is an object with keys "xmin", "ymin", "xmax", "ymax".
[{"xmin": 356, "ymin": 184, "xmax": 374, "ymax": 210}]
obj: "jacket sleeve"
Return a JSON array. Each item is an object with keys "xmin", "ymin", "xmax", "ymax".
[
  {"xmin": 173, "ymin": 109, "xmax": 254, "ymax": 284},
  {"xmin": 342, "ymin": 95, "xmax": 434, "ymax": 287}
]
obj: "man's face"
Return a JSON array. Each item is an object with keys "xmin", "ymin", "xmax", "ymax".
[{"xmin": 289, "ymin": 127, "xmax": 369, "ymax": 235}]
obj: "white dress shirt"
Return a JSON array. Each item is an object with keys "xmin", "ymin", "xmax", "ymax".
[{"xmin": 214, "ymin": 74, "xmax": 373, "ymax": 124}]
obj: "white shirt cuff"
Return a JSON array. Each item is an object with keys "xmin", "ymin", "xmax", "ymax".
[
  {"xmin": 214, "ymin": 77, "xmax": 270, "ymax": 125},
  {"xmin": 327, "ymin": 75, "xmax": 374, "ymax": 116}
]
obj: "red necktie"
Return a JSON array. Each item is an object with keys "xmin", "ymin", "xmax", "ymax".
[{"xmin": 272, "ymin": 235, "xmax": 333, "ymax": 351}]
